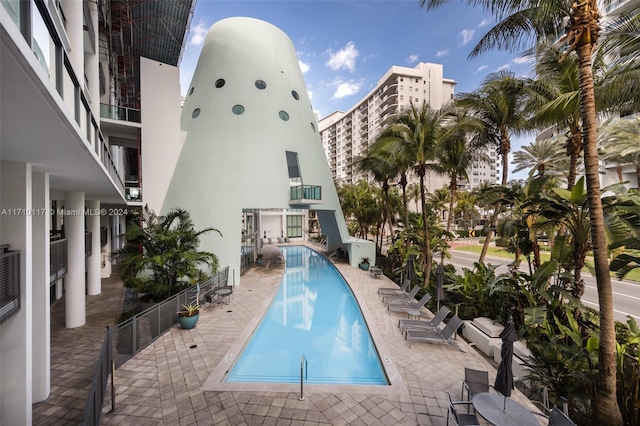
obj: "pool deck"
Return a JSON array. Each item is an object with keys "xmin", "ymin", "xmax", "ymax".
[{"xmin": 91, "ymin": 242, "xmax": 544, "ymax": 425}]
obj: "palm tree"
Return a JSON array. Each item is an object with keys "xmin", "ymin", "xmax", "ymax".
[
  {"xmin": 600, "ymin": 118, "xmax": 640, "ymax": 189},
  {"xmin": 419, "ymin": 1, "xmax": 622, "ymax": 422},
  {"xmin": 512, "ymin": 137, "xmax": 565, "ymax": 178},
  {"xmin": 375, "ymin": 101, "xmax": 452, "ymax": 286},
  {"xmin": 354, "ymin": 151, "xmax": 397, "ymax": 251},
  {"xmin": 455, "ymin": 71, "xmax": 528, "ymax": 263},
  {"xmin": 116, "ymin": 206, "xmax": 220, "ymax": 301}
]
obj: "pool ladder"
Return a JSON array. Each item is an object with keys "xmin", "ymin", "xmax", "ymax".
[{"xmin": 299, "ymin": 354, "xmax": 307, "ymax": 401}]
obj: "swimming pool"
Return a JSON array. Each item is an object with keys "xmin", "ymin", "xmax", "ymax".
[{"xmin": 225, "ymin": 246, "xmax": 388, "ymax": 385}]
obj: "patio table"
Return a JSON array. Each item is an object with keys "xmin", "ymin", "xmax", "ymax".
[{"xmin": 472, "ymin": 393, "xmax": 539, "ymax": 426}]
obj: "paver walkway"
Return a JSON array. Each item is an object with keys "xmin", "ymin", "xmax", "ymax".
[
  {"xmin": 33, "ymin": 275, "xmax": 126, "ymax": 424},
  {"xmin": 98, "ymin": 243, "xmax": 545, "ymax": 426}
]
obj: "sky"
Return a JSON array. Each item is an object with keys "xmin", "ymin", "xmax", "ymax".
[{"xmin": 178, "ymin": 0, "xmax": 536, "ymax": 178}]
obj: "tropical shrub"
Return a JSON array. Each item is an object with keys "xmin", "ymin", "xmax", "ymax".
[{"xmin": 115, "ymin": 206, "xmax": 220, "ymax": 301}]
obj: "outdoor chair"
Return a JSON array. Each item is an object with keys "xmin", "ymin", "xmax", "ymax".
[
  {"xmin": 531, "ymin": 406, "xmax": 576, "ymax": 426},
  {"xmin": 398, "ymin": 305, "xmax": 450, "ymax": 333},
  {"xmin": 405, "ymin": 315, "xmax": 463, "ymax": 348},
  {"xmin": 445, "ymin": 391, "xmax": 480, "ymax": 426},
  {"xmin": 382, "ymin": 285, "xmax": 419, "ymax": 304},
  {"xmin": 378, "ymin": 279, "xmax": 411, "ymax": 296},
  {"xmin": 387, "ymin": 293, "xmax": 432, "ymax": 313},
  {"xmin": 461, "ymin": 368, "xmax": 490, "ymax": 402}
]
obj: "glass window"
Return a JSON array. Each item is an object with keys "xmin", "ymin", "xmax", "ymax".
[
  {"xmin": 279, "ymin": 111, "xmax": 289, "ymax": 121},
  {"xmin": 232, "ymin": 105, "xmax": 245, "ymax": 115},
  {"xmin": 192, "ymin": 108, "xmax": 201, "ymax": 118},
  {"xmin": 215, "ymin": 79, "xmax": 225, "ymax": 88},
  {"xmin": 188, "ymin": 87, "xmax": 194, "ymax": 96},
  {"xmin": 286, "ymin": 215, "xmax": 303, "ymax": 238},
  {"xmin": 255, "ymin": 80, "xmax": 267, "ymax": 89},
  {"xmin": 292, "ymin": 90, "xmax": 299, "ymax": 100},
  {"xmin": 310, "ymin": 123, "xmax": 316, "ymax": 132}
]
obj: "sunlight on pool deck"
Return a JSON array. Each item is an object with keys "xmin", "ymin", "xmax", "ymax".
[{"xmin": 100, "ymin": 243, "xmax": 544, "ymax": 425}]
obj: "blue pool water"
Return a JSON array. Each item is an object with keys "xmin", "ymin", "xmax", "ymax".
[{"xmin": 225, "ymin": 246, "xmax": 388, "ymax": 385}]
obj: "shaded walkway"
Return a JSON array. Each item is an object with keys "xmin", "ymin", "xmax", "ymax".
[{"xmin": 33, "ymin": 275, "xmax": 126, "ymax": 425}]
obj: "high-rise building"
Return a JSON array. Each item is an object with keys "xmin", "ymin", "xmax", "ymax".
[
  {"xmin": 318, "ymin": 62, "xmax": 498, "ymax": 194},
  {"xmin": 0, "ymin": 1, "xmax": 194, "ymax": 423}
]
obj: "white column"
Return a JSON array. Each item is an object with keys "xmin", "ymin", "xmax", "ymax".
[
  {"xmin": 100, "ymin": 214, "xmax": 112, "ymax": 278},
  {"xmin": 31, "ymin": 172, "xmax": 50, "ymax": 402},
  {"xmin": 0, "ymin": 161, "xmax": 33, "ymax": 426},
  {"xmin": 63, "ymin": 0, "xmax": 84, "ymax": 80},
  {"xmin": 64, "ymin": 191, "xmax": 85, "ymax": 328},
  {"xmin": 86, "ymin": 200, "xmax": 101, "ymax": 295}
]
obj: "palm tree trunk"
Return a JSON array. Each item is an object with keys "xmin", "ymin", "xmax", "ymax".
[
  {"xmin": 401, "ymin": 173, "xmax": 410, "ymax": 252},
  {"xmin": 479, "ymin": 205, "xmax": 500, "ymax": 264},
  {"xmin": 576, "ymin": 39, "xmax": 623, "ymax": 425},
  {"xmin": 420, "ymin": 174, "xmax": 431, "ymax": 287}
]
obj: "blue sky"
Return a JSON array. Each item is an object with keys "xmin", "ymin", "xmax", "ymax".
[{"xmin": 179, "ymin": 0, "xmax": 535, "ymax": 177}]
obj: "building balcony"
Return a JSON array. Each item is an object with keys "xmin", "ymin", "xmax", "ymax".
[
  {"xmin": 289, "ymin": 185, "xmax": 322, "ymax": 206},
  {"xmin": 100, "ymin": 104, "xmax": 141, "ymax": 123}
]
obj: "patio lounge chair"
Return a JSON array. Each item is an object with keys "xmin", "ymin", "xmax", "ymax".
[
  {"xmin": 378, "ymin": 279, "xmax": 411, "ymax": 296},
  {"xmin": 382, "ymin": 285, "xmax": 419, "ymax": 304},
  {"xmin": 398, "ymin": 305, "xmax": 451, "ymax": 333},
  {"xmin": 405, "ymin": 315, "xmax": 463, "ymax": 348},
  {"xmin": 387, "ymin": 293, "xmax": 432, "ymax": 313}
]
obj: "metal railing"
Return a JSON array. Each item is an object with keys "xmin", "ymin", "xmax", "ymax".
[
  {"xmin": 0, "ymin": 245, "xmax": 21, "ymax": 324},
  {"xmin": 100, "ymin": 103, "xmax": 142, "ymax": 123},
  {"xmin": 299, "ymin": 354, "xmax": 307, "ymax": 401},
  {"xmin": 50, "ymin": 238, "xmax": 67, "ymax": 285},
  {"xmin": 290, "ymin": 185, "xmax": 322, "ymax": 201},
  {"xmin": 81, "ymin": 267, "xmax": 229, "ymax": 425}
]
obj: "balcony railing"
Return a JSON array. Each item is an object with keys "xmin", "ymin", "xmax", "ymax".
[
  {"xmin": 3, "ymin": 0, "xmax": 125, "ymax": 198},
  {"xmin": 0, "ymin": 244, "xmax": 21, "ymax": 324},
  {"xmin": 100, "ymin": 104, "xmax": 141, "ymax": 123},
  {"xmin": 50, "ymin": 238, "xmax": 67, "ymax": 285},
  {"xmin": 290, "ymin": 185, "xmax": 322, "ymax": 205}
]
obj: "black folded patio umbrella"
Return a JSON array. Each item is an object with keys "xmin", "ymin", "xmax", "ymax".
[
  {"xmin": 494, "ymin": 319, "xmax": 517, "ymax": 398},
  {"xmin": 435, "ymin": 263, "xmax": 445, "ymax": 310},
  {"xmin": 406, "ymin": 254, "xmax": 416, "ymax": 282}
]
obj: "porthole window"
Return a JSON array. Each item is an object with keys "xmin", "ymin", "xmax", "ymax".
[
  {"xmin": 310, "ymin": 123, "xmax": 316, "ymax": 132},
  {"xmin": 192, "ymin": 108, "xmax": 201, "ymax": 118},
  {"xmin": 255, "ymin": 80, "xmax": 267, "ymax": 90},
  {"xmin": 292, "ymin": 90, "xmax": 300, "ymax": 100},
  {"xmin": 279, "ymin": 111, "xmax": 289, "ymax": 121},
  {"xmin": 188, "ymin": 87, "xmax": 194, "ymax": 96},
  {"xmin": 215, "ymin": 79, "xmax": 225, "ymax": 88},
  {"xmin": 232, "ymin": 105, "xmax": 245, "ymax": 115}
]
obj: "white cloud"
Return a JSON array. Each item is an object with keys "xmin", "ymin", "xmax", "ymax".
[
  {"xmin": 189, "ymin": 19, "xmax": 208, "ymax": 47},
  {"xmin": 474, "ymin": 65, "xmax": 488, "ymax": 74},
  {"xmin": 460, "ymin": 29, "xmax": 475, "ymax": 45},
  {"xmin": 435, "ymin": 49, "xmax": 449, "ymax": 58},
  {"xmin": 330, "ymin": 78, "xmax": 363, "ymax": 99},
  {"xmin": 299, "ymin": 60, "xmax": 310, "ymax": 74},
  {"xmin": 512, "ymin": 55, "xmax": 534, "ymax": 65},
  {"xmin": 406, "ymin": 54, "xmax": 419, "ymax": 64},
  {"xmin": 495, "ymin": 64, "xmax": 510, "ymax": 72},
  {"xmin": 478, "ymin": 18, "xmax": 490, "ymax": 28},
  {"xmin": 326, "ymin": 41, "xmax": 359, "ymax": 72}
]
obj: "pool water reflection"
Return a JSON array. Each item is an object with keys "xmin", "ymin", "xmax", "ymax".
[{"xmin": 225, "ymin": 246, "xmax": 388, "ymax": 385}]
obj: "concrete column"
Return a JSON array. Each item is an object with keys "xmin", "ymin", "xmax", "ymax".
[
  {"xmin": 0, "ymin": 161, "xmax": 33, "ymax": 426},
  {"xmin": 31, "ymin": 172, "xmax": 50, "ymax": 402},
  {"xmin": 64, "ymin": 191, "xmax": 85, "ymax": 328},
  {"xmin": 63, "ymin": 0, "xmax": 84, "ymax": 81},
  {"xmin": 86, "ymin": 200, "xmax": 101, "ymax": 295}
]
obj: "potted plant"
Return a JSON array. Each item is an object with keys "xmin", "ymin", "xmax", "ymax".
[
  {"xmin": 177, "ymin": 303, "xmax": 200, "ymax": 329},
  {"xmin": 256, "ymin": 253, "xmax": 264, "ymax": 265},
  {"xmin": 359, "ymin": 257, "xmax": 370, "ymax": 271}
]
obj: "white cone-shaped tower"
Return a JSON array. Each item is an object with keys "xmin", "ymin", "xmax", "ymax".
[{"xmin": 163, "ymin": 17, "xmax": 374, "ymax": 280}]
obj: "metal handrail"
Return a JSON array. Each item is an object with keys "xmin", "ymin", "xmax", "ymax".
[{"xmin": 299, "ymin": 354, "xmax": 307, "ymax": 401}]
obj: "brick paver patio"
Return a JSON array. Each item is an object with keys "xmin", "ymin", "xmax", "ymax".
[{"xmin": 94, "ymin": 243, "xmax": 544, "ymax": 426}]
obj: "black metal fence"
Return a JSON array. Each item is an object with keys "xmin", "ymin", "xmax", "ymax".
[
  {"xmin": 0, "ymin": 244, "xmax": 21, "ymax": 324},
  {"xmin": 81, "ymin": 267, "xmax": 229, "ymax": 425}
]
